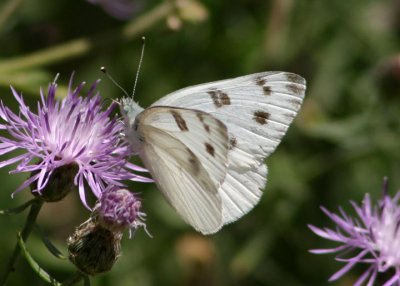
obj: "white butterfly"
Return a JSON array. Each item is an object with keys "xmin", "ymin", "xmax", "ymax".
[{"xmin": 120, "ymin": 72, "xmax": 306, "ymax": 234}]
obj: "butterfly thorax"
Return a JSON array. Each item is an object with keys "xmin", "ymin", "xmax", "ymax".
[{"xmin": 120, "ymin": 97, "xmax": 145, "ymax": 153}]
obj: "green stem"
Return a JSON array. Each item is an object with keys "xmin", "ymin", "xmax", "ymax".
[
  {"xmin": 60, "ymin": 271, "xmax": 85, "ymax": 286},
  {"xmin": 0, "ymin": 198, "xmax": 44, "ymax": 286},
  {"xmin": 0, "ymin": 0, "xmax": 23, "ymax": 33},
  {"xmin": 0, "ymin": 1, "xmax": 175, "ymax": 73}
]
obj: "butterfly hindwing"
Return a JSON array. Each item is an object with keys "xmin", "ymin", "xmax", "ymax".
[{"xmin": 133, "ymin": 106, "xmax": 229, "ymax": 234}]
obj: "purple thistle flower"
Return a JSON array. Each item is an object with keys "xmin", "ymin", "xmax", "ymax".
[
  {"xmin": 309, "ymin": 180, "xmax": 400, "ymax": 286},
  {"xmin": 94, "ymin": 188, "xmax": 147, "ymax": 235},
  {"xmin": 0, "ymin": 75, "xmax": 152, "ymax": 207}
]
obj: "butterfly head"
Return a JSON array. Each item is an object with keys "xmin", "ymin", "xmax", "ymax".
[
  {"xmin": 120, "ymin": 97, "xmax": 144, "ymax": 126},
  {"xmin": 119, "ymin": 97, "xmax": 145, "ymax": 154}
]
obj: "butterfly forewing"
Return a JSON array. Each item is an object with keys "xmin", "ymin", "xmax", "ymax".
[{"xmin": 152, "ymin": 72, "xmax": 304, "ymax": 157}]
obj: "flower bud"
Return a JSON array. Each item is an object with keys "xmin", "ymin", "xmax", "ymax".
[
  {"xmin": 67, "ymin": 218, "xmax": 122, "ymax": 275},
  {"xmin": 94, "ymin": 188, "xmax": 146, "ymax": 234},
  {"xmin": 31, "ymin": 163, "xmax": 79, "ymax": 202}
]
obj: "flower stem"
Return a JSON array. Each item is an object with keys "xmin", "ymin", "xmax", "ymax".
[
  {"xmin": 0, "ymin": 198, "xmax": 44, "ymax": 286},
  {"xmin": 60, "ymin": 271, "xmax": 85, "ymax": 286},
  {"xmin": 0, "ymin": 1, "xmax": 176, "ymax": 73}
]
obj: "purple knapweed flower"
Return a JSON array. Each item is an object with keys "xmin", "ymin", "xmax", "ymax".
[
  {"xmin": 94, "ymin": 188, "xmax": 147, "ymax": 236},
  {"xmin": 309, "ymin": 179, "xmax": 400, "ymax": 286},
  {"xmin": 0, "ymin": 75, "xmax": 152, "ymax": 207},
  {"xmin": 87, "ymin": 0, "xmax": 138, "ymax": 20}
]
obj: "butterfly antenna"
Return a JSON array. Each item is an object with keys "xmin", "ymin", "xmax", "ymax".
[
  {"xmin": 100, "ymin": 66, "xmax": 130, "ymax": 98},
  {"xmin": 132, "ymin": 36, "xmax": 146, "ymax": 98}
]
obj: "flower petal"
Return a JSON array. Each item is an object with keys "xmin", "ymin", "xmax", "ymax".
[
  {"xmin": 0, "ymin": 153, "xmax": 26, "ymax": 168},
  {"xmin": 329, "ymin": 250, "xmax": 369, "ymax": 281}
]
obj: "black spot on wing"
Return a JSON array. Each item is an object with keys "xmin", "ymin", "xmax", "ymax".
[
  {"xmin": 263, "ymin": 86, "xmax": 272, "ymax": 96},
  {"xmin": 256, "ymin": 77, "xmax": 266, "ymax": 86},
  {"xmin": 286, "ymin": 83, "xmax": 305, "ymax": 96},
  {"xmin": 186, "ymin": 147, "xmax": 200, "ymax": 174},
  {"xmin": 220, "ymin": 93, "xmax": 231, "ymax": 105},
  {"xmin": 286, "ymin": 73, "xmax": 305, "ymax": 84},
  {"xmin": 207, "ymin": 89, "xmax": 231, "ymax": 108},
  {"xmin": 229, "ymin": 137, "xmax": 237, "ymax": 150},
  {"xmin": 196, "ymin": 112, "xmax": 210, "ymax": 133},
  {"xmin": 253, "ymin": 111, "xmax": 270, "ymax": 125},
  {"xmin": 255, "ymin": 76, "xmax": 272, "ymax": 96},
  {"xmin": 170, "ymin": 110, "xmax": 188, "ymax": 131},
  {"xmin": 205, "ymin": 143, "xmax": 215, "ymax": 157},
  {"xmin": 208, "ymin": 90, "xmax": 221, "ymax": 107},
  {"xmin": 196, "ymin": 112, "xmax": 204, "ymax": 122}
]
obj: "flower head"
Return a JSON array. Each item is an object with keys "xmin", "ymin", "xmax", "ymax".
[
  {"xmin": 309, "ymin": 179, "xmax": 400, "ymax": 286},
  {"xmin": 94, "ymin": 188, "xmax": 147, "ymax": 235},
  {"xmin": 0, "ymin": 76, "xmax": 151, "ymax": 207}
]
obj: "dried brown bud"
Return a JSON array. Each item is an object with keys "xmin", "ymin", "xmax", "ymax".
[{"xmin": 67, "ymin": 218, "xmax": 122, "ymax": 275}]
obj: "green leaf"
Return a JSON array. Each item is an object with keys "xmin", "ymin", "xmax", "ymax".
[
  {"xmin": 17, "ymin": 232, "xmax": 61, "ymax": 286},
  {"xmin": 0, "ymin": 198, "xmax": 36, "ymax": 215},
  {"xmin": 34, "ymin": 224, "xmax": 67, "ymax": 260}
]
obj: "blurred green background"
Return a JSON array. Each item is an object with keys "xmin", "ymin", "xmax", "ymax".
[{"xmin": 1, "ymin": 0, "xmax": 400, "ymax": 285}]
